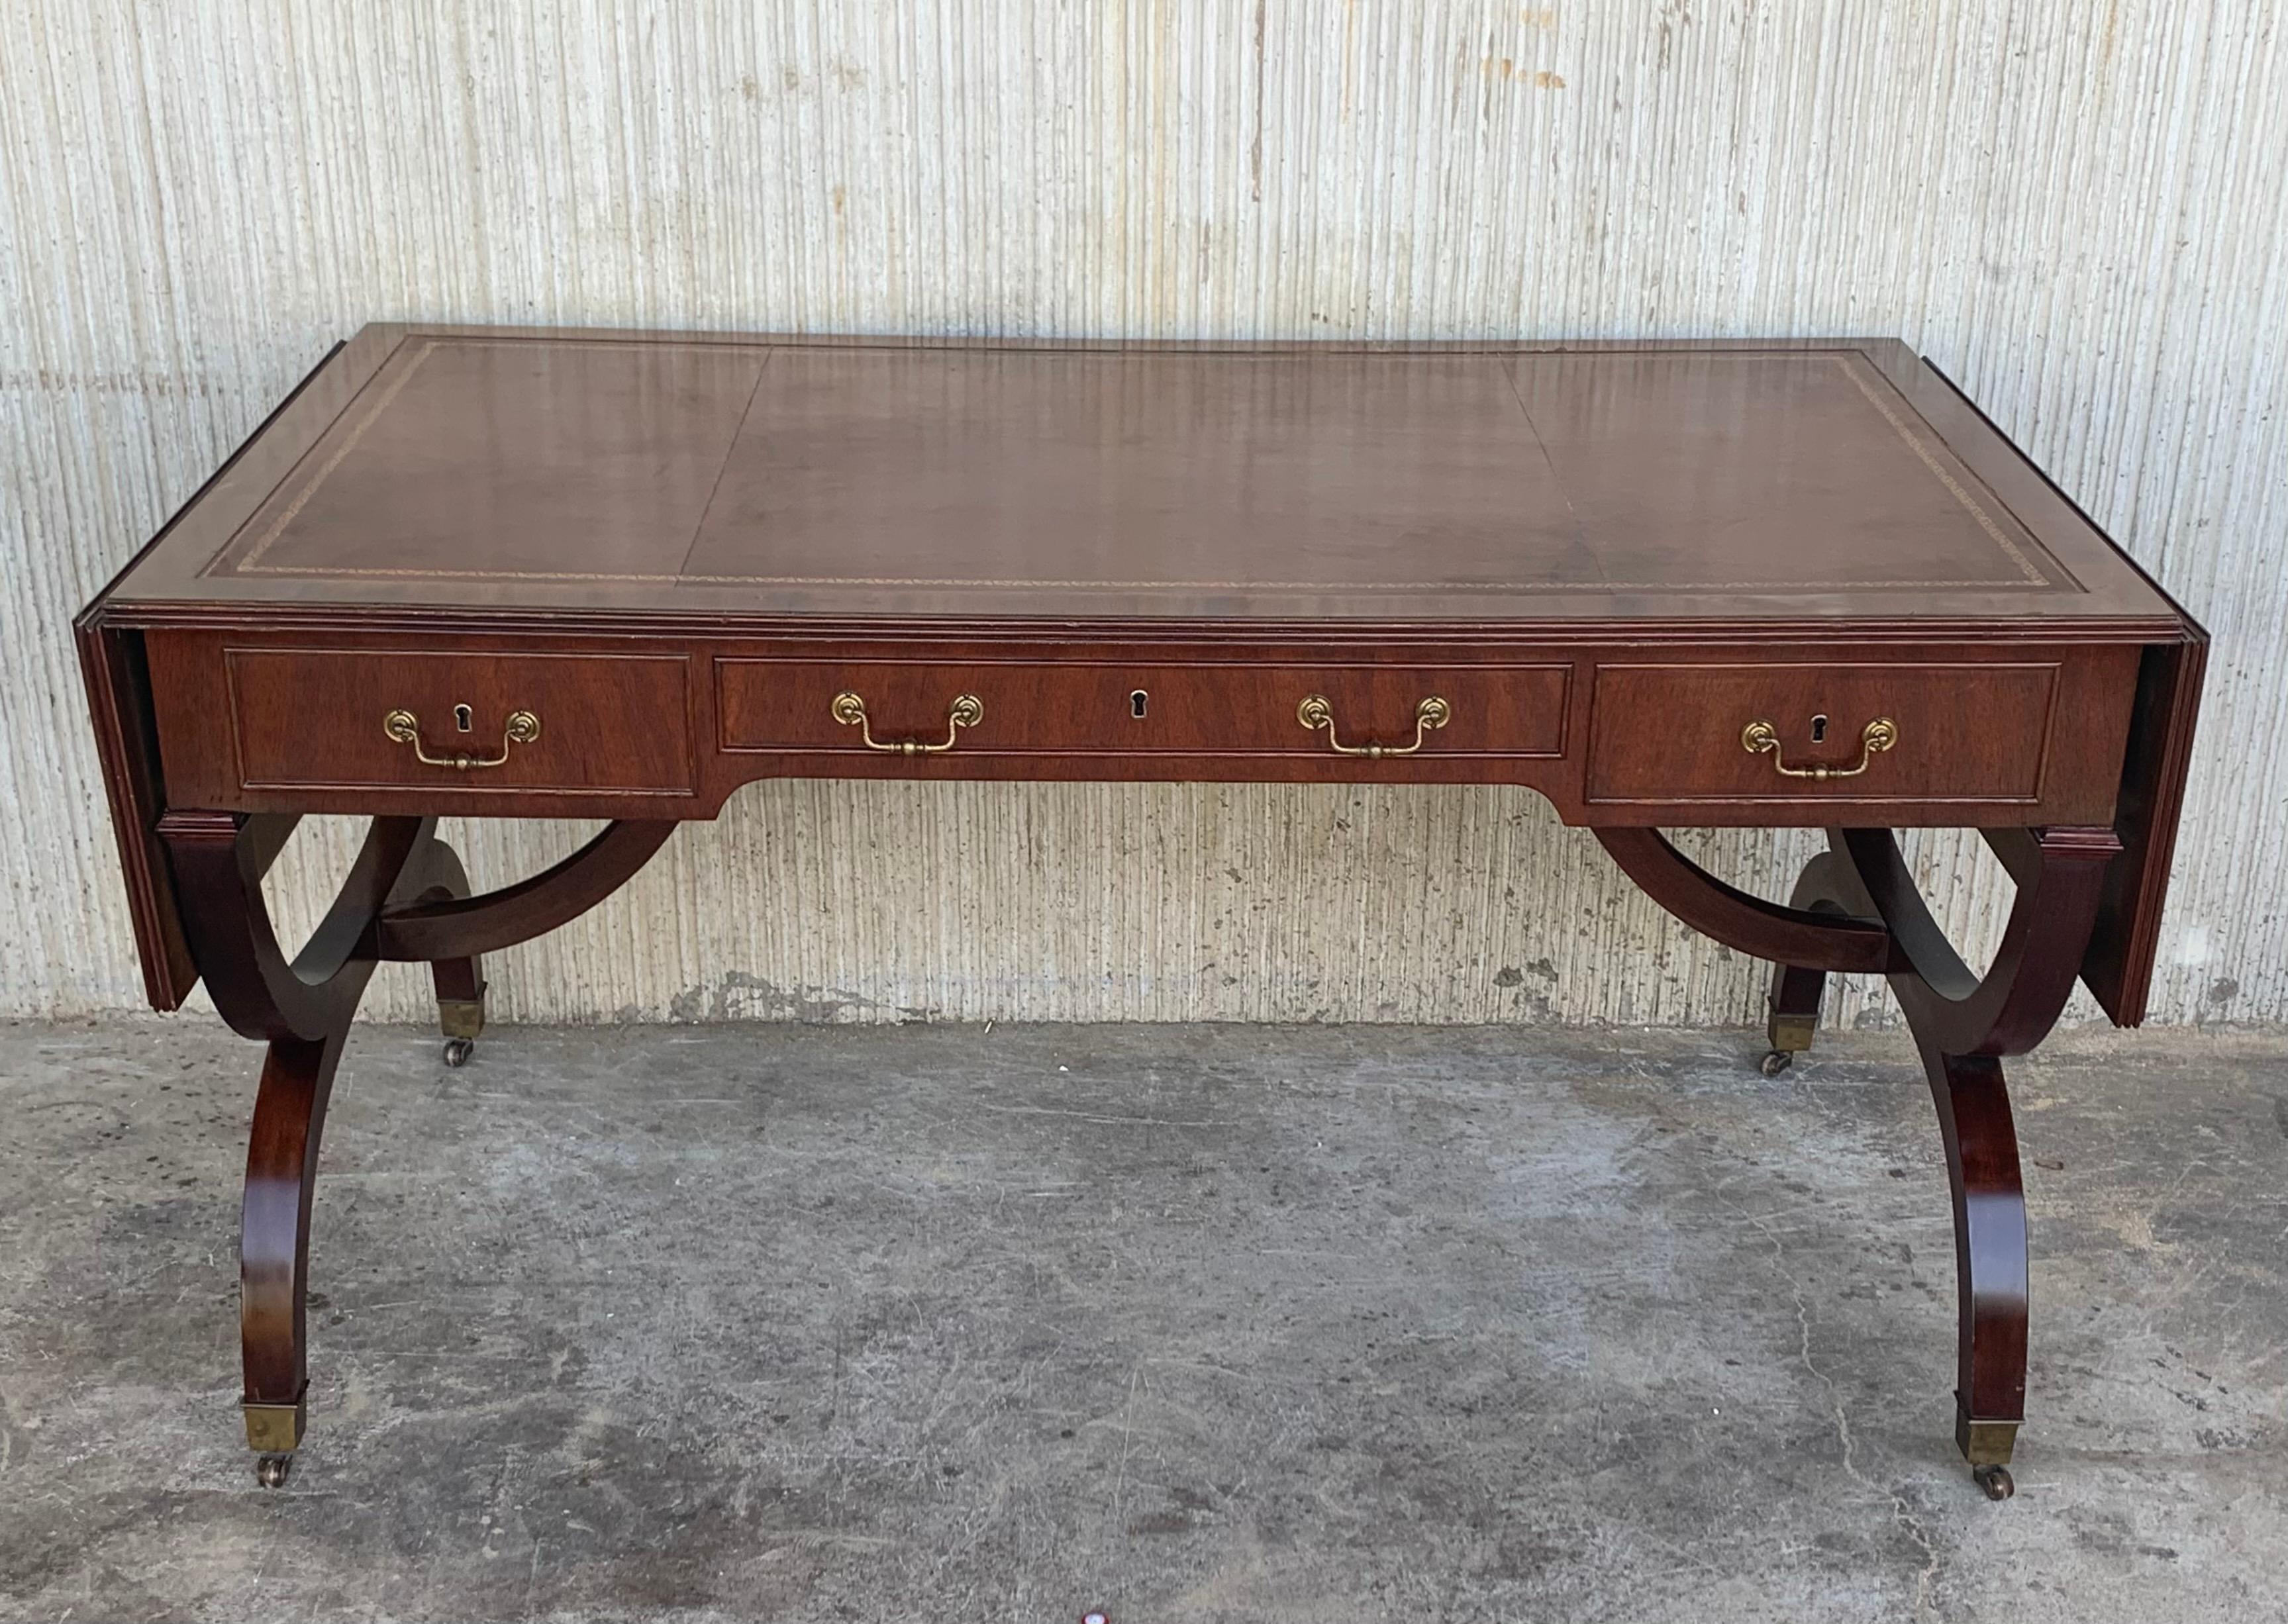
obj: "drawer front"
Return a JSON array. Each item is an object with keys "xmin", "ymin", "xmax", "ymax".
[
  {"xmin": 227, "ymin": 649, "xmax": 695, "ymax": 794},
  {"xmin": 718, "ymin": 660, "xmax": 1570, "ymax": 759},
  {"xmin": 1587, "ymin": 662, "xmax": 2058, "ymax": 804}
]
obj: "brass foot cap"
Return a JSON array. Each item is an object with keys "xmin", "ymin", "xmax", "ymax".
[
  {"xmin": 244, "ymin": 1394, "xmax": 307, "ymax": 1455},
  {"xmin": 1766, "ymin": 1010, "xmax": 1818, "ymax": 1054},
  {"xmin": 1955, "ymin": 1401, "xmax": 2018, "ymax": 1467},
  {"xmin": 438, "ymin": 997, "xmax": 487, "ymax": 1042}
]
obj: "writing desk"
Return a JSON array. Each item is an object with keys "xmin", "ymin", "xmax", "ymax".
[{"xmin": 77, "ymin": 328, "xmax": 2205, "ymax": 1496}]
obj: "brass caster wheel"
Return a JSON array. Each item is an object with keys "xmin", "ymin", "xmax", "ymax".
[
  {"xmin": 442, "ymin": 1036, "xmax": 475, "ymax": 1068},
  {"xmin": 1973, "ymin": 1463, "xmax": 2014, "ymax": 1501},
  {"xmin": 1759, "ymin": 1049, "xmax": 1795, "ymax": 1077},
  {"xmin": 256, "ymin": 1453, "xmax": 294, "ymax": 1489}
]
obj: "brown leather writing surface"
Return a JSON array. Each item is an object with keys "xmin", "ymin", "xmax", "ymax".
[
  {"xmin": 1505, "ymin": 352, "xmax": 2063, "ymax": 592},
  {"xmin": 683, "ymin": 348, "xmax": 1601, "ymax": 594},
  {"xmin": 216, "ymin": 338, "xmax": 769, "ymax": 583},
  {"xmin": 131, "ymin": 326, "xmax": 2168, "ymax": 625}
]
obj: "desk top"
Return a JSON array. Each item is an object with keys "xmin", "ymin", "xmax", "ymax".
[{"xmin": 106, "ymin": 326, "xmax": 2187, "ymax": 634}]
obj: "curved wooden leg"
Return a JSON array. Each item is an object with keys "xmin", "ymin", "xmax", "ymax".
[
  {"xmin": 1604, "ymin": 822, "xmax": 2117, "ymax": 1494},
  {"xmin": 374, "ymin": 820, "xmax": 677, "ymax": 961},
  {"xmin": 161, "ymin": 810, "xmax": 434, "ymax": 1483},
  {"xmin": 240, "ymin": 1026, "xmax": 352, "ymax": 1484},
  {"xmin": 1913, "ymin": 1029, "xmax": 2028, "ymax": 1498},
  {"xmin": 160, "ymin": 812, "xmax": 676, "ymax": 1480},
  {"xmin": 378, "ymin": 821, "xmax": 681, "ymax": 1066},
  {"xmin": 1823, "ymin": 826, "xmax": 2114, "ymax": 1498},
  {"xmin": 1762, "ymin": 851, "xmax": 1860, "ymax": 1073},
  {"xmin": 412, "ymin": 836, "xmax": 486, "ymax": 1067}
]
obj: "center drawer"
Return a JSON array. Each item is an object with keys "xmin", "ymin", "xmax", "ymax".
[{"xmin": 716, "ymin": 660, "xmax": 1571, "ymax": 759}]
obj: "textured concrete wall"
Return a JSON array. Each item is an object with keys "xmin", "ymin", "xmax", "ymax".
[{"xmin": 4, "ymin": 1, "xmax": 2282, "ymax": 1026}]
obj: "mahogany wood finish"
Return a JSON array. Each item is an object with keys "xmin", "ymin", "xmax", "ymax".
[
  {"xmin": 77, "ymin": 624, "xmax": 198, "ymax": 1006},
  {"xmin": 158, "ymin": 810, "xmax": 427, "ymax": 1044},
  {"xmin": 140, "ymin": 629, "xmax": 2145, "ymax": 826},
  {"xmin": 156, "ymin": 810, "xmax": 485, "ymax": 1478},
  {"xmin": 1832, "ymin": 825, "xmax": 2122, "ymax": 1057},
  {"xmin": 1915, "ymin": 1035, "xmax": 2032, "ymax": 1490},
  {"xmin": 717, "ymin": 657, "xmax": 1573, "ymax": 760},
  {"xmin": 2083, "ymin": 639, "xmax": 2209, "ymax": 1025},
  {"xmin": 373, "ymin": 820, "xmax": 678, "ymax": 963},
  {"xmin": 1746, "ymin": 824, "xmax": 2122, "ymax": 1496},
  {"xmin": 1585, "ymin": 661, "xmax": 2067, "ymax": 806},
  {"xmin": 226, "ymin": 647, "xmax": 697, "ymax": 796},
  {"xmin": 77, "ymin": 328, "xmax": 2206, "ymax": 1492},
  {"xmin": 1592, "ymin": 829, "xmax": 1895, "ymax": 975},
  {"xmin": 1760, "ymin": 850, "xmax": 1865, "ymax": 1057}
]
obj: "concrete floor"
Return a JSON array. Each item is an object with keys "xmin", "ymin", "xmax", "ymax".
[{"xmin": 1, "ymin": 1019, "xmax": 2283, "ymax": 1623}]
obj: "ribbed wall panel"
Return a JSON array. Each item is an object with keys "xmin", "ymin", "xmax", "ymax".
[{"xmin": 3, "ymin": 1, "xmax": 2280, "ymax": 1026}]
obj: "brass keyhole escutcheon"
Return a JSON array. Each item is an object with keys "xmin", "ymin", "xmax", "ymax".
[
  {"xmin": 453, "ymin": 703, "xmax": 473, "ymax": 733},
  {"xmin": 1130, "ymin": 689, "xmax": 1149, "ymax": 719},
  {"xmin": 1809, "ymin": 713, "xmax": 1828, "ymax": 743}
]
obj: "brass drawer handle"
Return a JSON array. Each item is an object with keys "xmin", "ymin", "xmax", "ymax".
[
  {"xmin": 1740, "ymin": 716, "xmax": 1898, "ymax": 780},
  {"xmin": 1297, "ymin": 693, "xmax": 1450, "ymax": 758},
  {"xmin": 832, "ymin": 691, "xmax": 983, "ymax": 755},
  {"xmin": 382, "ymin": 708, "xmax": 540, "ymax": 770}
]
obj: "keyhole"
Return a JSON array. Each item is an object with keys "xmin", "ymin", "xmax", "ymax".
[
  {"xmin": 454, "ymin": 704, "xmax": 473, "ymax": 733},
  {"xmin": 1129, "ymin": 690, "xmax": 1149, "ymax": 719},
  {"xmin": 1809, "ymin": 714, "xmax": 1829, "ymax": 744}
]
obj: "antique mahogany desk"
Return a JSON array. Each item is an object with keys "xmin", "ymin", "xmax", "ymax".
[{"xmin": 77, "ymin": 328, "xmax": 2205, "ymax": 1497}]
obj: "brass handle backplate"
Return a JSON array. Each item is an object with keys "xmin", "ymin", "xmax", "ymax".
[
  {"xmin": 1740, "ymin": 716, "xmax": 1898, "ymax": 780},
  {"xmin": 1297, "ymin": 694, "xmax": 1451, "ymax": 758},
  {"xmin": 382, "ymin": 708, "xmax": 540, "ymax": 770},
  {"xmin": 832, "ymin": 691, "xmax": 983, "ymax": 755}
]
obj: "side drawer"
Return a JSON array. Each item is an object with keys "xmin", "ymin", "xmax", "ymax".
[
  {"xmin": 225, "ymin": 647, "xmax": 696, "ymax": 794},
  {"xmin": 717, "ymin": 659, "xmax": 1571, "ymax": 759},
  {"xmin": 1587, "ymin": 662, "xmax": 2059, "ymax": 806}
]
